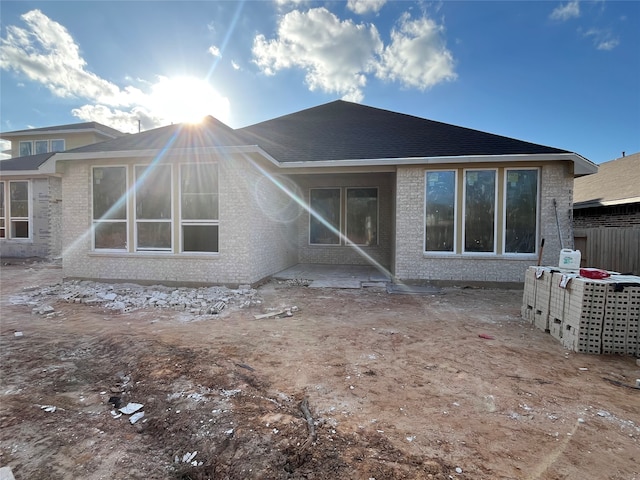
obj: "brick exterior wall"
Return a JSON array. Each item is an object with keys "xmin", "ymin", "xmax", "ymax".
[
  {"xmin": 393, "ymin": 162, "xmax": 575, "ymax": 283},
  {"xmin": 61, "ymin": 155, "xmax": 297, "ymax": 286},
  {"xmin": 0, "ymin": 177, "xmax": 59, "ymax": 259},
  {"xmin": 296, "ymin": 173, "xmax": 394, "ymax": 269},
  {"xmin": 574, "ymin": 204, "xmax": 640, "ymax": 228}
]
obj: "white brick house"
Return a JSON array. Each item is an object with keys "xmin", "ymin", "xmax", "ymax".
[{"xmin": 43, "ymin": 101, "xmax": 596, "ymax": 285}]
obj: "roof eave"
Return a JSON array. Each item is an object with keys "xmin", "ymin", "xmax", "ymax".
[
  {"xmin": 574, "ymin": 196, "xmax": 640, "ymax": 209},
  {"xmin": 0, "ymin": 127, "xmax": 121, "ymax": 140}
]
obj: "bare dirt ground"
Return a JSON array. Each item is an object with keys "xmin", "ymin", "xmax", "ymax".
[{"xmin": 1, "ymin": 261, "xmax": 639, "ymax": 480}]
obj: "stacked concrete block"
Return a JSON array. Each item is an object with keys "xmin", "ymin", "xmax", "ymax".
[{"xmin": 523, "ymin": 266, "xmax": 640, "ymax": 355}]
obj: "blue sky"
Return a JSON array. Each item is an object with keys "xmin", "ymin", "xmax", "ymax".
[{"xmin": 1, "ymin": 0, "xmax": 638, "ymax": 164}]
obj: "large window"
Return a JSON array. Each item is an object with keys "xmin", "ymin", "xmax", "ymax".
[
  {"xmin": 309, "ymin": 188, "xmax": 341, "ymax": 245},
  {"xmin": 180, "ymin": 164, "xmax": 219, "ymax": 253},
  {"xmin": 50, "ymin": 139, "xmax": 65, "ymax": 152},
  {"xmin": 425, "ymin": 171, "xmax": 456, "ymax": 252},
  {"xmin": 35, "ymin": 140, "xmax": 48, "ymax": 154},
  {"xmin": 92, "ymin": 166, "xmax": 127, "ymax": 250},
  {"xmin": 0, "ymin": 181, "xmax": 30, "ymax": 240},
  {"xmin": 504, "ymin": 169, "xmax": 539, "ymax": 254},
  {"xmin": 135, "ymin": 165, "xmax": 172, "ymax": 251},
  {"xmin": 464, "ymin": 170, "xmax": 496, "ymax": 253}
]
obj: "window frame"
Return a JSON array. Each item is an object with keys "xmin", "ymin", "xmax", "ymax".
[
  {"xmin": 462, "ymin": 168, "xmax": 498, "ymax": 255},
  {"xmin": 309, "ymin": 187, "xmax": 342, "ymax": 246},
  {"xmin": 424, "ymin": 169, "xmax": 458, "ymax": 254},
  {"xmin": 502, "ymin": 167, "xmax": 540, "ymax": 256},
  {"xmin": 0, "ymin": 180, "xmax": 32, "ymax": 241},
  {"xmin": 19, "ymin": 141, "xmax": 33, "ymax": 157},
  {"xmin": 0, "ymin": 182, "xmax": 4, "ymax": 239},
  {"xmin": 91, "ymin": 165, "xmax": 129, "ymax": 252},
  {"xmin": 179, "ymin": 162, "xmax": 220, "ymax": 254},
  {"xmin": 50, "ymin": 139, "xmax": 65, "ymax": 152},
  {"xmin": 134, "ymin": 164, "xmax": 173, "ymax": 253}
]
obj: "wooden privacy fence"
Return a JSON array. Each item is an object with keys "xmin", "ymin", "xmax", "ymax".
[{"xmin": 574, "ymin": 227, "xmax": 640, "ymax": 275}]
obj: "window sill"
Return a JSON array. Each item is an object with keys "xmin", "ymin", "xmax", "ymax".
[
  {"xmin": 89, "ymin": 251, "xmax": 220, "ymax": 259},
  {"xmin": 423, "ymin": 252, "xmax": 537, "ymax": 261}
]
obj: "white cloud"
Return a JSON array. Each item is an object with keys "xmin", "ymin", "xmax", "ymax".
[
  {"xmin": 252, "ymin": 8, "xmax": 455, "ymax": 101},
  {"xmin": 550, "ymin": 1, "xmax": 580, "ymax": 21},
  {"xmin": 0, "ymin": 10, "xmax": 231, "ymax": 133},
  {"xmin": 583, "ymin": 28, "xmax": 619, "ymax": 50},
  {"xmin": 231, "ymin": 60, "xmax": 241, "ymax": 70},
  {"xmin": 347, "ymin": 0, "xmax": 387, "ymax": 15},
  {"xmin": 252, "ymin": 7, "xmax": 383, "ymax": 102},
  {"xmin": 375, "ymin": 13, "xmax": 456, "ymax": 90},
  {"xmin": 208, "ymin": 45, "xmax": 221, "ymax": 57}
]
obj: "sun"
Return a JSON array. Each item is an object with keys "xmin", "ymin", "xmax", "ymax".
[{"xmin": 149, "ymin": 76, "xmax": 230, "ymax": 124}]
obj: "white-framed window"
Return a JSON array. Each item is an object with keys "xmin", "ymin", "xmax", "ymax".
[
  {"xmin": 92, "ymin": 166, "xmax": 128, "ymax": 250},
  {"xmin": 180, "ymin": 163, "xmax": 219, "ymax": 253},
  {"xmin": 50, "ymin": 139, "xmax": 65, "ymax": 152},
  {"xmin": 346, "ymin": 187, "xmax": 378, "ymax": 246},
  {"xmin": 35, "ymin": 140, "xmax": 48, "ymax": 154},
  {"xmin": 17, "ymin": 139, "xmax": 66, "ymax": 156},
  {"xmin": 463, "ymin": 169, "xmax": 497, "ymax": 254},
  {"xmin": 425, "ymin": 170, "xmax": 457, "ymax": 253},
  {"xmin": 503, "ymin": 168, "xmax": 539, "ymax": 254},
  {"xmin": 19, "ymin": 141, "xmax": 32, "ymax": 157},
  {"xmin": 134, "ymin": 164, "xmax": 172, "ymax": 252},
  {"xmin": 0, "ymin": 180, "xmax": 31, "ymax": 240},
  {"xmin": 309, "ymin": 188, "xmax": 341, "ymax": 245}
]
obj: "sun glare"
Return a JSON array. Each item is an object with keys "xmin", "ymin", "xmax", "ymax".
[{"xmin": 149, "ymin": 76, "xmax": 230, "ymax": 125}]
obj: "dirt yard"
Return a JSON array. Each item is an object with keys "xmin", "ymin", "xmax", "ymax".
[{"xmin": 1, "ymin": 261, "xmax": 639, "ymax": 480}]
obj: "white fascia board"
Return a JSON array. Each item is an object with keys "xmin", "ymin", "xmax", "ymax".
[
  {"xmin": 53, "ymin": 145, "xmax": 275, "ymax": 161},
  {"xmin": 574, "ymin": 196, "xmax": 640, "ymax": 209},
  {"xmin": 1, "ymin": 128, "xmax": 120, "ymax": 139},
  {"xmin": 277, "ymin": 153, "xmax": 598, "ymax": 175}
]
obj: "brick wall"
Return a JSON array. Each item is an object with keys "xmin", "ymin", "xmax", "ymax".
[
  {"xmin": 61, "ymin": 155, "xmax": 296, "ymax": 286},
  {"xmin": 574, "ymin": 204, "xmax": 640, "ymax": 228},
  {"xmin": 394, "ymin": 162, "xmax": 575, "ymax": 283}
]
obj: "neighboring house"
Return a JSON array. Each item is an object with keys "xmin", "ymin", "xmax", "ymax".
[
  {"xmin": 573, "ymin": 152, "xmax": 640, "ymax": 274},
  {"xmin": 42, "ymin": 101, "xmax": 595, "ymax": 285},
  {"xmin": 0, "ymin": 122, "xmax": 125, "ymax": 258}
]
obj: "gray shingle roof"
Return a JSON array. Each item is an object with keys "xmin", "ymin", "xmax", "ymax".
[
  {"xmin": 574, "ymin": 152, "xmax": 640, "ymax": 208},
  {"xmin": 0, "ymin": 121, "xmax": 125, "ymax": 139},
  {"xmin": 54, "ymin": 100, "xmax": 574, "ymax": 162},
  {"xmin": 66, "ymin": 117, "xmax": 243, "ymax": 153},
  {"xmin": 237, "ymin": 100, "xmax": 570, "ymax": 162},
  {"xmin": 0, "ymin": 152, "xmax": 55, "ymax": 172}
]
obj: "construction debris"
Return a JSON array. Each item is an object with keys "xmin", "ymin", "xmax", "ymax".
[{"xmin": 10, "ymin": 280, "xmax": 261, "ymax": 318}]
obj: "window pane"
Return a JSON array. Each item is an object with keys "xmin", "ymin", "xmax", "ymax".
[
  {"xmin": 94, "ymin": 222, "xmax": 127, "ymax": 249},
  {"xmin": 505, "ymin": 170, "xmax": 538, "ymax": 253},
  {"xmin": 93, "ymin": 167, "xmax": 126, "ymax": 220},
  {"xmin": 10, "ymin": 182, "xmax": 28, "ymax": 217},
  {"xmin": 11, "ymin": 220, "xmax": 29, "ymax": 238},
  {"xmin": 136, "ymin": 165, "xmax": 171, "ymax": 219},
  {"xmin": 0, "ymin": 182, "xmax": 4, "ymax": 218},
  {"xmin": 50, "ymin": 140, "xmax": 65, "ymax": 152},
  {"xmin": 137, "ymin": 222, "xmax": 171, "ymax": 250},
  {"xmin": 425, "ymin": 171, "xmax": 456, "ymax": 252},
  {"xmin": 19, "ymin": 142, "xmax": 32, "ymax": 156},
  {"xmin": 464, "ymin": 170, "xmax": 495, "ymax": 252},
  {"xmin": 181, "ymin": 164, "xmax": 218, "ymax": 220},
  {"xmin": 347, "ymin": 188, "xmax": 377, "ymax": 245},
  {"xmin": 35, "ymin": 140, "xmax": 48, "ymax": 154},
  {"xmin": 183, "ymin": 225, "xmax": 218, "ymax": 252},
  {"xmin": 0, "ymin": 219, "xmax": 5, "ymax": 238},
  {"xmin": 309, "ymin": 189, "xmax": 340, "ymax": 245}
]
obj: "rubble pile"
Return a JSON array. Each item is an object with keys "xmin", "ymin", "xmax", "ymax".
[{"xmin": 11, "ymin": 280, "xmax": 262, "ymax": 317}]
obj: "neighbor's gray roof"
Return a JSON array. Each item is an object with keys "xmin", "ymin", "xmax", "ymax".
[
  {"xmin": 0, "ymin": 121, "xmax": 125, "ymax": 139},
  {"xmin": 0, "ymin": 152, "xmax": 56, "ymax": 172},
  {"xmin": 574, "ymin": 152, "xmax": 640, "ymax": 208},
  {"xmin": 60, "ymin": 101, "xmax": 572, "ymax": 161},
  {"xmin": 237, "ymin": 100, "xmax": 571, "ymax": 162}
]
